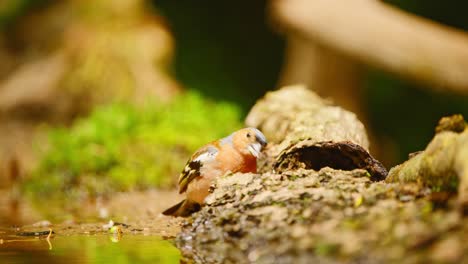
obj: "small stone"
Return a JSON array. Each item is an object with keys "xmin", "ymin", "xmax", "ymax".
[
  {"xmin": 399, "ymin": 195, "xmax": 414, "ymax": 202},
  {"xmin": 102, "ymin": 220, "xmax": 114, "ymax": 230},
  {"xmin": 32, "ymin": 220, "xmax": 52, "ymax": 227}
]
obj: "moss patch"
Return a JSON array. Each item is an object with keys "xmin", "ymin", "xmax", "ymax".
[{"xmin": 24, "ymin": 91, "xmax": 242, "ymax": 201}]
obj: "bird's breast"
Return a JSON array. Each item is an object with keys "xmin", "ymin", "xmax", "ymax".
[
  {"xmin": 188, "ymin": 146, "xmax": 257, "ymax": 204},
  {"xmin": 214, "ymin": 146, "xmax": 257, "ymax": 174}
]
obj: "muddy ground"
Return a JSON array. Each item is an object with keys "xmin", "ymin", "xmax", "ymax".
[{"xmin": 0, "ymin": 188, "xmax": 183, "ymax": 238}]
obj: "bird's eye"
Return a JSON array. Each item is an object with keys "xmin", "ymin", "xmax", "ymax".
[{"xmin": 246, "ymin": 133, "xmax": 251, "ymax": 138}]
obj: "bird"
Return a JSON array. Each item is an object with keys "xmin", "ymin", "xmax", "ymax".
[{"xmin": 162, "ymin": 127, "xmax": 267, "ymax": 217}]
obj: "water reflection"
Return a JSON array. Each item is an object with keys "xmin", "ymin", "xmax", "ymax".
[{"xmin": 0, "ymin": 230, "xmax": 180, "ymax": 264}]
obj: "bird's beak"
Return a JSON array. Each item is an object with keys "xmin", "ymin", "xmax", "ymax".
[
  {"xmin": 248, "ymin": 143, "xmax": 262, "ymax": 158},
  {"xmin": 248, "ymin": 133, "xmax": 267, "ymax": 158},
  {"xmin": 255, "ymin": 134, "xmax": 267, "ymax": 148}
]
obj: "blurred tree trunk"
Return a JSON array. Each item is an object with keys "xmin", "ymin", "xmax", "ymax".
[
  {"xmin": 278, "ymin": 37, "xmax": 364, "ymax": 120},
  {"xmin": 0, "ymin": 0, "xmax": 180, "ymax": 181},
  {"xmin": 271, "ymin": 0, "xmax": 468, "ymax": 94}
]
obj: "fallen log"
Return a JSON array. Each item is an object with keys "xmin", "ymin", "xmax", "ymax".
[
  {"xmin": 387, "ymin": 114, "xmax": 468, "ymax": 213},
  {"xmin": 175, "ymin": 88, "xmax": 468, "ymax": 263},
  {"xmin": 246, "ymin": 85, "xmax": 386, "ymax": 180}
]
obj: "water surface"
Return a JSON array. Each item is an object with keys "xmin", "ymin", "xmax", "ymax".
[{"xmin": 0, "ymin": 229, "xmax": 180, "ymax": 264}]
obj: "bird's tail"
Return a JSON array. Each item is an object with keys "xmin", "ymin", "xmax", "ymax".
[{"xmin": 162, "ymin": 199, "xmax": 201, "ymax": 217}]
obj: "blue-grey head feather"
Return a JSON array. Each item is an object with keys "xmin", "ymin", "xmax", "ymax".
[{"xmin": 219, "ymin": 134, "xmax": 233, "ymax": 146}]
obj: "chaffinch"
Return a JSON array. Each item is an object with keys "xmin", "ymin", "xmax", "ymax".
[{"xmin": 162, "ymin": 127, "xmax": 267, "ymax": 217}]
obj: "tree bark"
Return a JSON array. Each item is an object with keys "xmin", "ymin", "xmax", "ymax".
[{"xmin": 246, "ymin": 85, "xmax": 386, "ymax": 181}]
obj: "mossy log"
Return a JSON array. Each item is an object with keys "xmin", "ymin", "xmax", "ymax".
[
  {"xmin": 386, "ymin": 114, "xmax": 468, "ymax": 213},
  {"xmin": 246, "ymin": 85, "xmax": 386, "ymax": 180},
  {"xmin": 176, "ymin": 89, "xmax": 468, "ymax": 263}
]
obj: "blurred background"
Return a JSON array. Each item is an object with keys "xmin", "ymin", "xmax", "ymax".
[{"xmin": 0, "ymin": 0, "xmax": 467, "ymax": 221}]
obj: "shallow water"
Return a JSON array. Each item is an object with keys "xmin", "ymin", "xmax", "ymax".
[
  {"xmin": 0, "ymin": 229, "xmax": 180, "ymax": 264},
  {"xmin": 0, "ymin": 189, "xmax": 184, "ymax": 264}
]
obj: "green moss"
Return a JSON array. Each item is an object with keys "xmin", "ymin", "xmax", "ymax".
[
  {"xmin": 341, "ymin": 218, "xmax": 363, "ymax": 230},
  {"xmin": 314, "ymin": 241, "xmax": 340, "ymax": 256},
  {"xmin": 25, "ymin": 91, "xmax": 242, "ymax": 199},
  {"xmin": 288, "ymin": 174, "xmax": 300, "ymax": 181}
]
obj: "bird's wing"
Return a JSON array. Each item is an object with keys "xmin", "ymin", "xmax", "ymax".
[{"xmin": 178, "ymin": 144, "xmax": 219, "ymax": 194}]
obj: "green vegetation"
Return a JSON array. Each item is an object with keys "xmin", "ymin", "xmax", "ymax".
[{"xmin": 25, "ymin": 91, "xmax": 242, "ymax": 199}]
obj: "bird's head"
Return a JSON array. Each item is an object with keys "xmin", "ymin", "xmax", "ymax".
[{"xmin": 232, "ymin": 127, "xmax": 267, "ymax": 158}]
